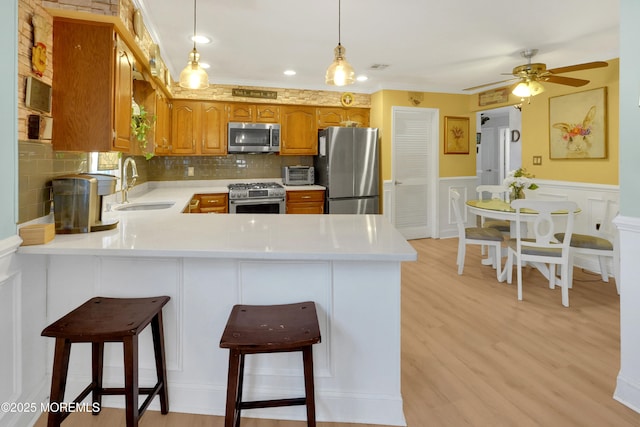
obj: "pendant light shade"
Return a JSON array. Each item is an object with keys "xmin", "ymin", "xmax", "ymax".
[
  {"xmin": 179, "ymin": 0, "xmax": 209, "ymax": 89},
  {"xmin": 326, "ymin": 0, "xmax": 355, "ymax": 86},
  {"xmin": 512, "ymin": 80, "xmax": 544, "ymax": 98}
]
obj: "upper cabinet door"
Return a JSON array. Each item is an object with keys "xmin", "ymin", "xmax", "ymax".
[
  {"xmin": 255, "ymin": 105, "xmax": 280, "ymax": 123},
  {"xmin": 155, "ymin": 93, "xmax": 171, "ymax": 154},
  {"xmin": 228, "ymin": 104, "xmax": 254, "ymax": 122},
  {"xmin": 317, "ymin": 108, "xmax": 345, "ymax": 128},
  {"xmin": 113, "ymin": 40, "xmax": 133, "ymax": 151},
  {"xmin": 281, "ymin": 106, "xmax": 317, "ymax": 155},
  {"xmin": 52, "ymin": 19, "xmax": 120, "ymax": 152},
  {"xmin": 201, "ymin": 102, "xmax": 228, "ymax": 155},
  {"xmin": 171, "ymin": 101, "xmax": 198, "ymax": 155}
]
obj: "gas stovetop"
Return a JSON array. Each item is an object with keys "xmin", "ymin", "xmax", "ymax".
[{"xmin": 228, "ymin": 182, "xmax": 285, "ymax": 200}]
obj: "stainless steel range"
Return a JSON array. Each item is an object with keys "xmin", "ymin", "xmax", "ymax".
[{"xmin": 228, "ymin": 182, "xmax": 286, "ymax": 214}]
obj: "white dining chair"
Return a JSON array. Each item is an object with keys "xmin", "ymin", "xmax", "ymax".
[
  {"xmin": 450, "ymin": 189, "xmax": 505, "ymax": 280},
  {"xmin": 555, "ymin": 198, "xmax": 619, "ymax": 294},
  {"xmin": 476, "ymin": 184, "xmax": 511, "ymax": 233},
  {"xmin": 506, "ymin": 199, "xmax": 578, "ymax": 307}
]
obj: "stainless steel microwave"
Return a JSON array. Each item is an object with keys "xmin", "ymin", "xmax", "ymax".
[{"xmin": 227, "ymin": 122, "xmax": 280, "ymax": 153}]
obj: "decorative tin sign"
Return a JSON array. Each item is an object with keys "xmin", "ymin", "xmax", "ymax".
[
  {"xmin": 232, "ymin": 88, "xmax": 278, "ymax": 99},
  {"xmin": 478, "ymin": 87, "xmax": 510, "ymax": 106}
]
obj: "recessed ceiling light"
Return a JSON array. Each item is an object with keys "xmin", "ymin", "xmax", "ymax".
[
  {"xmin": 284, "ymin": 70, "xmax": 296, "ymax": 76},
  {"xmin": 199, "ymin": 62, "xmax": 211, "ymax": 69},
  {"xmin": 356, "ymin": 75, "xmax": 368, "ymax": 82},
  {"xmin": 191, "ymin": 35, "xmax": 211, "ymax": 44}
]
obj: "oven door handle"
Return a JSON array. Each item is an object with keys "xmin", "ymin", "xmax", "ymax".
[{"xmin": 230, "ymin": 198, "xmax": 284, "ymax": 206}]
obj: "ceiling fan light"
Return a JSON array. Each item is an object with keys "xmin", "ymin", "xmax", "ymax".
[
  {"xmin": 179, "ymin": 48, "xmax": 209, "ymax": 89},
  {"xmin": 512, "ymin": 80, "xmax": 544, "ymax": 98},
  {"xmin": 326, "ymin": 44, "xmax": 355, "ymax": 86}
]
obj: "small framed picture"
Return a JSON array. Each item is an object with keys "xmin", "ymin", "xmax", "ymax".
[{"xmin": 444, "ymin": 116, "xmax": 470, "ymax": 154}]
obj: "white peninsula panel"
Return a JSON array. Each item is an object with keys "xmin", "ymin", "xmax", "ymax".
[{"xmin": 18, "ymin": 207, "xmax": 416, "ymax": 426}]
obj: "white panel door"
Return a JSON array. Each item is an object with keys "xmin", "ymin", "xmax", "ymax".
[{"xmin": 392, "ymin": 107, "xmax": 438, "ymax": 239}]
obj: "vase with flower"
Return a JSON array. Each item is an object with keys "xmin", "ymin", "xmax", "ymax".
[{"xmin": 503, "ymin": 168, "xmax": 539, "ymax": 201}]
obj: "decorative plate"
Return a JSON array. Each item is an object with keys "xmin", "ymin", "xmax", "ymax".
[
  {"xmin": 133, "ymin": 9, "xmax": 143, "ymax": 38},
  {"xmin": 149, "ymin": 43, "xmax": 160, "ymax": 76},
  {"xmin": 341, "ymin": 92, "xmax": 354, "ymax": 107}
]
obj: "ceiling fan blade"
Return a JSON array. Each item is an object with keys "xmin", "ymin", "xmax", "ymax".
[
  {"xmin": 543, "ymin": 75, "xmax": 590, "ymax": 87},
  {"xmin": 546, "ymin": 61, "xmax": 608, "ymax": 74},
  {"xmin": 463, "ymin": 77, "xmax": 518, "ymax": 91}
]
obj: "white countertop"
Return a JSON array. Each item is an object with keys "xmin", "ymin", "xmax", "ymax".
[{"xmin": 18, "ymin": 181, "xmax": 416, "ymax": 262}]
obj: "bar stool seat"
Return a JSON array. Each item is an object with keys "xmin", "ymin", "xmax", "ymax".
[
  {"xmin": 220, "ymin": 301, "xmax": 321, "ymax": 427},
  {"xmin": 41, "ymin": 296, "xmax": 170, "ymax": 427}
]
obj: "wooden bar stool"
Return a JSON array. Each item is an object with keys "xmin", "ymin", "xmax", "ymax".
[
  {"xmin": 219, "ymin": 301, "xmax": 321, "ymax": 427},
  {"xmin": 41, "ymin": 296, "xmax": 170, "ymax": 427}
]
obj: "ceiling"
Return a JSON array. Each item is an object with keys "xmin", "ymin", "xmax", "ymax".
[{"xmin": 135, "ymin": 0, "xmax": 619, "ymax": 95}]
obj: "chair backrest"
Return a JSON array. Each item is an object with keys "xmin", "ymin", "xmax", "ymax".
[
  {"xmin": 594, "ymin": 198, "xmax": 618, "ymax": 240},
  {"xmin": 511, "ymin": 199, "xmax": 578, "ymax": 254},
  {"xmin": 476, "ymin": 184, "xmax": 508, "ymax": 201},
  {"xmin": 449, "ymin": 189, "xmax": 466, "ymax": 239}
]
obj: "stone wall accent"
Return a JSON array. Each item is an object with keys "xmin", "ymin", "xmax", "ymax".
[{"xmin": 171, "ymin": 84, "xmax": 371, "ymax": 108}]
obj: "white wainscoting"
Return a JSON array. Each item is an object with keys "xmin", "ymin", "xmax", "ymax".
[
  {"xmin": 0, "ymin": 236, "xmax": 48, "ymax": 427},
  {"xmin": 613, "ymin": 215, "xmax": 640, "ymax": 413},
  {"xmin": 437, "ymin": 177, "xmax": 620, "ymax": 277}
]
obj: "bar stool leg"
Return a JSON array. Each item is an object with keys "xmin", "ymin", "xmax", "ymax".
[
  {"xmin": 224, "ymin": 350, "xmax": 242, "ymax": 427},
  {"xmin": 151, "ymin": 312, "xmax": 169, "ymax": 414},
  {"xmin": 91, "ymin": 342, "xmax": 104, "ymax": 415},
  {"xmin": 47, "ymin": 338, "xmax": 72, "ymax": 427},
  {"xmin": 302, "ymin": 346, "xmax": 316, "ymax": 427},
  {"xmin": 123, "ymin": 336, "xmax": 140, "ymax": 427}
]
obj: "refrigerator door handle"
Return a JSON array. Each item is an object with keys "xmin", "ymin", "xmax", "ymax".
[{"xmin": 395, "ymin": 180, "xmax": 403, "ymax": 185}]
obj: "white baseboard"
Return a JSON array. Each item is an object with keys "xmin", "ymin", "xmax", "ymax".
[{"xmin": 61, "ymin": 378, "xmax": 407, "ymax": 426}]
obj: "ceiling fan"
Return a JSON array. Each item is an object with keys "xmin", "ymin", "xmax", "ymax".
[{"xmin": 463, "ymin": 49, "xmax": 608, "ymax": 95}]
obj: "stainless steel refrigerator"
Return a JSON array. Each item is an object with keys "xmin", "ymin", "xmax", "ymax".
[{"xmin": 314, "ymin": 127, "xmax": 379, "ymax": 214}]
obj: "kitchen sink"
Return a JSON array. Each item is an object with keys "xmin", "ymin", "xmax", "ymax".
[{"xmin": 113, "ymin": 201, "xmax": 175, "ymax": 211}]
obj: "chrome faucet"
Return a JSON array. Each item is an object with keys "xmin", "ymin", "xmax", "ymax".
[{"xmin": 121, "ymin": 157, "xmax": 138, "ymax": 203}]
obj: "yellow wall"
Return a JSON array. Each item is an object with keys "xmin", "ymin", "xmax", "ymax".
[
  {"xmin": 372, "ymin": 59, "xmax": 619, "ymax": 185},
  {"xmin": 370, "ymin": 90, "xmax": 475, "ymax": 181},
  {"xmin": 519, "ymin": 59, "xmax": 619, "ymax": 185}
]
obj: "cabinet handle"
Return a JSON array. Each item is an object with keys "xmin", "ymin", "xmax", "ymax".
[{"xmin": 302, "ymin": 195, "xmax": 312, "ymax": 199}]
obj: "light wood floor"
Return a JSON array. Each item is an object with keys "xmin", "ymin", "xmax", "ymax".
[{"xmin": 34, "ymin": 238, "xmax": 640, "ymax": 427}]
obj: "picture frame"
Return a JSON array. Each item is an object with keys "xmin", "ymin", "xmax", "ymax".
[
  {"xmin": 444, "ymin": 116, "xmax": 470, "ymax": 154},
  {"xmin": 549, "ymin": 87, "xmax": 607, "ymax": 159}
]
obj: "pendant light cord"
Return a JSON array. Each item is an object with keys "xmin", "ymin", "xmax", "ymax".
[
  {"xmin": 338, "ymin": 0, "xmax": 342, "ymax": 46},
  {"xmin": 192, "ymin": 0, "xmax": 197, "ymax": 51}
]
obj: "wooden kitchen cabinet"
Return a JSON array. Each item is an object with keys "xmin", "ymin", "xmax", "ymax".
[
  {"xmin": 52, "ymin": 18, "xmax": 133, "ymax": 152},
  {"xmin": 286, "ymin": 190, "xmax": 325, "ymax": 214},
  {"xmin": 228, "ymin": 103, "xmax": 280, "ymax": 123},
  {"xmin": 171, "ymin": 101, "xmax": 198, "ymax": 154},
  {"xmin": 201, "ymin": 102, "xmax": 228, "ymax": 155},
  {"xmin": 187, "ymin": 193, "xmax": 228, "ymax": 213},
  {"xmin": 170, "ymin": 100, "xmax": 227, "ymax": 155},
  {"xmin": 280, "ymin": 106, "xmax": 317, "ymax": 155},
  {"xmin": 317, "ymin": 107, "xmax": 370, "ymax": 129},
  {"xmin": 154, "ymin": 92, "xmax": 172, "ymax": 155}
]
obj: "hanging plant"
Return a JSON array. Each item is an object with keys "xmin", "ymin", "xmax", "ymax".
[{"xmin": 131, "ymin": 103, "xmax": 156, "ymax": 160}]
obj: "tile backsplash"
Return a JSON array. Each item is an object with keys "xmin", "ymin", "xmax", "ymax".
[
  {"xmin": 18, "ymin": 141, "xmax": 87, "ymax": 223},
  {"xmin": 146, "ymin": 154, "xmax": 313, "ymax": 181},
  {"xmin": 18, "ymin": 140, "xmax": 313, "ymax": 224}
]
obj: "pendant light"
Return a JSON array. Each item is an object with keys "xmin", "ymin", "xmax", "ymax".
[
  {"xmin": 325, "ymin": 0, "xmax": 355, "ymax": 86},
  {"xmin": 179, "ymin": 0, "xmax": 209, "ymax": 89}
]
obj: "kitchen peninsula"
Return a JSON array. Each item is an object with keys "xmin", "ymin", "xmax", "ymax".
[{"xmin": 17, "ymin": 182, "xmax": 417, "ymax": 426}]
